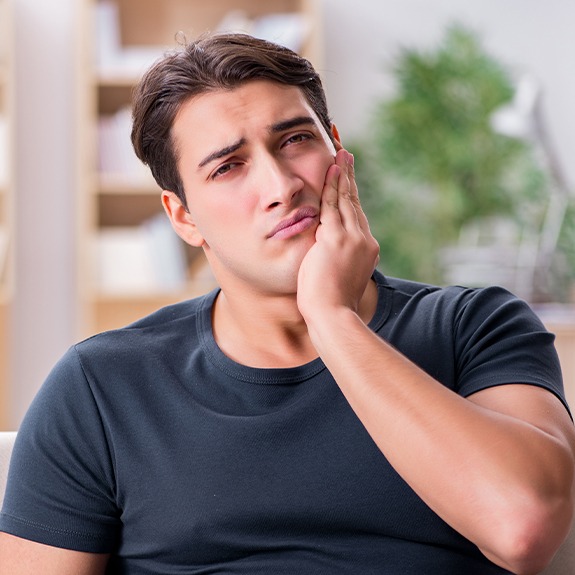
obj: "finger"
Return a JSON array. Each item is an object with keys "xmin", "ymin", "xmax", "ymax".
[
  {"xmin": 345, "ymin": 152, "xmax": 359, "ymax": 201},
  {"xmin": 343, "ymin": 150, "xmax": 372, "ymax": 236},
  {"xmin": 319, "ymin": 163, "xmax": 343, "ymax": 228},
  {"xmin": 333, "ymin": 150, "xmax": 361, "ymax": 230}
]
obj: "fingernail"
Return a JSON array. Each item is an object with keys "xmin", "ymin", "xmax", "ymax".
[{"xmin": 347, "ymin": 152, "xmax": 355, "ymax": 167}]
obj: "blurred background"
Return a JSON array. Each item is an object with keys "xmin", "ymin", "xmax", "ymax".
[{"xmin": 0, "ymin": 0, "xmax": 573, "ymax": 428}]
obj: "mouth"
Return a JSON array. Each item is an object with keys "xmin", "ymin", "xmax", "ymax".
[{"xmin": 267, "ymin": 207, "xmax": 319, "ymax": 239}]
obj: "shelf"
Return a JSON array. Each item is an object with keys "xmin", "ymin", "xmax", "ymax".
[
  {"xmin": 98, "ymin": 172, "xmax": 159, "ymax": 194},
  {"xmin": 90, "ymin": 262, "xmax": 218, "ymax": 336},
  {"xmin": 112, "ymin": 0, "xmax": 314, "ymax": 47},
  {"xmin": 92, "ymin": 278, "xmax": 217, "ymax": 304},
  {"xmin": 90, "ymin": 287, "xmax": 216, "ymax": 335},
  {"xmin": 96, "ymin": 71, "xmax": 147, "ymax": 87}
]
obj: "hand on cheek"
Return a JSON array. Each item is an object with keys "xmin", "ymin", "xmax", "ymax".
[{"xmin": 297, "ymin": 148, "xmax": 380, "ymax": 324}]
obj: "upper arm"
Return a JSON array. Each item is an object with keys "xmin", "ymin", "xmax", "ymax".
[
  {"xmin": 0, "ymin": 532, "xmax": 109, "ymax": 575},
  {"xmin": 468, "ymin": 384, "xmax": 575, "ymax": 456}
]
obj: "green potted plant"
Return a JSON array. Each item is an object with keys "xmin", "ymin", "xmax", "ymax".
[{"xmin": 354, "ymin": 24, "xmax": 547, "ymax": 289}]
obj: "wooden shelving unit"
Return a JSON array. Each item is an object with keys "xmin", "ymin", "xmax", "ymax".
[
  {"xmin": 77, "ymin": 0, "xmax": 322, "ymax": 337},
  {"xmin": 0, "ymin": 0, "xmax": 14, "ymax": 427}
]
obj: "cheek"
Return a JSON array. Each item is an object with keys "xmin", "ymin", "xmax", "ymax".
[
  {"xmin": 302, "ymin": 152, "xmax": 335, "ymax": 191},
  {"xmin": 315, "ymin": 156, "xmax": 335, "ymax": 190},
  {"xmin": 190, "ymin": 194, "xmax": 259, "ymax": 239}
]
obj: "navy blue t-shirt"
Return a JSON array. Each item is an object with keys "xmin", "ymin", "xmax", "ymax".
[{"xmin": 0, "ymin": 272, "xmax": 568, "ymax": 574}]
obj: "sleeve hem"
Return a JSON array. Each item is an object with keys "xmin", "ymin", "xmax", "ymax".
[
  {"xmin": 462, "ymin": 380, "xmax": 573, "ymax": 421},
  {"xmin": 0, "ymin": 511, "xmax": 118, "ymax": 553}
]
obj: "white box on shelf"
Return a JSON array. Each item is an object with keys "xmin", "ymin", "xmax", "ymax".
[
  {"xmin": 95, "ymin": 217, "xmax": 187, "ymax": 295},
  {"xmin": 95, "ymin": 227, "xmax": 157, "ymax": 295}
]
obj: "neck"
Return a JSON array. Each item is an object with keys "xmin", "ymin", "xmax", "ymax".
[{"xmin": 211, "ymin": 279, "xmax": 378, "ymax": 369}]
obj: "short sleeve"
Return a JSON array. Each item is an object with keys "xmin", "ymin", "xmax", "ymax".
[
  {"xmin": 454, "ymin": 286, "xmax": 569, "ymax": 416},
  {"xmin": 0, "ymin": 346, "xmax": 121, "ymax": 552}
]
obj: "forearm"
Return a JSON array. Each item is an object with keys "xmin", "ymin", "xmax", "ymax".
[
  {"xmin": 307, "ymin": 306, "xmax": 575, "ymax": 573},
  {"xmin": 297, "ymin": 145, "xmax": 574, "ymax": 571}
]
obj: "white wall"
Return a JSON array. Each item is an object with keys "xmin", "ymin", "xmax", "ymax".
[
  {"xmin": 9, "ymin": 0, "xmax": 78, "ymax": 427},
  {"xmin": 321, "ymin": 0, "xmax": 575, "ymax": 188}
]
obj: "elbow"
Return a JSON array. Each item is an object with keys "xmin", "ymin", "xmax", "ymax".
[
  {"xmin": 489, "ymin": 441, "xmax": 575, "ymax": 575},
  {"xmin": 486, "ymin": 493, "xmax": 574, "ymax": 575}
]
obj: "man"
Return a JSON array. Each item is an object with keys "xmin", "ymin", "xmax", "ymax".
[{"xmin": 1, "ymin": 33, "xmax": 574, "ymax": 575}]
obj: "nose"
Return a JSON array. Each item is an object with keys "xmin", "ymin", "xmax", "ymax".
[{"xmin": 257, "ymin": 155, "xmax": 304, "ymax": 210}]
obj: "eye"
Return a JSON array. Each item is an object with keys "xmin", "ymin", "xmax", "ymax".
[
  {"xmin": 211, "ymin": 161, "xmax": 241, "ymax": 180},
  {"xmin": 283, "ymin": 132, "xmax": 314, "ymax": 146}
]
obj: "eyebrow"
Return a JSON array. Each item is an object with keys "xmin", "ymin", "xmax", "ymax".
[
  {"xmin": 198, "ymin": 138, "xmax": 246, "ymax": 169},
  {"xmin": 197, "ymin": 116, "xmax": 319, "ymax": 170},
  {"xmin": 269, "ymin": 115, "xmax": 317, "ymax": 134}
]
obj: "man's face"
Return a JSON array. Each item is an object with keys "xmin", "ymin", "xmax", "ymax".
[{"xmin": 164, "ymin": 80, "xmax": 339, "ymax": 297}]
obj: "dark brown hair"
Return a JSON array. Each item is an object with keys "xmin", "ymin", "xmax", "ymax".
[{"xmin": 131, "ymin": 33, "xmax": 332, "ymax": 208}]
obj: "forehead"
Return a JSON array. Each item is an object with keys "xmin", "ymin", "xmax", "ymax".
[
  {"xmin": 172, "ymin": 81, "xmax": 321, "ymax": 151},
  {"xmin": 181, "ymin": 80, "xmax": 312, "ymax": 120}
]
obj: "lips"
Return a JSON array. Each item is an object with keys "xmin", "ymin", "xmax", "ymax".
[{"xmin": 267, "ymin": 207, "xmax": 319, "ymax": 239}]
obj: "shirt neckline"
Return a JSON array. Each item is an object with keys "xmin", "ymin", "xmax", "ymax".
[{"xmin": 197, "ymin": 271, "xmax": 392, "ymax": 385}]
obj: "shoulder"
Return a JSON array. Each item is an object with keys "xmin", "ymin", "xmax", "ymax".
[
  {"xmin": 32, "ymin": 290, "xmax": 220, "ymax": 402},
  {"xmin": 377, "ymin": 272, "xmax": 542, "ymax": 328},
  {"xmin": 74, "ymin": 289, "xmax": 217, "ymax": 359},
  {"xmin": 375, "ymin": 272, "xmax": 562, "ymax": 396},
  {"xmin": 378, "ymin": 271, "xmax": 553, "ymax": 359}
]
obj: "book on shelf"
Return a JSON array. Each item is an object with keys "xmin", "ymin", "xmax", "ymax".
[
  {"xmin": 98, "ymin": 107, "xmax": 149, "ymax": 182},
  {"xmin": 95, "ymin": 0, "xmax": 167, "ymax": 79}
]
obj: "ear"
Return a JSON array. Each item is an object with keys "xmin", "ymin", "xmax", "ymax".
[
  {"xmin": 161, "ymin": 190, "xmax": 205, "ymax": 248},
  {"xmin": 331, "ymin": 124, "xmax": 343, "ymax": 150}
]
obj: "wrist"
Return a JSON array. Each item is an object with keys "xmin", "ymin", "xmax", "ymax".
[{"xmin": 305, "ymin": 305, "xmax": 366, "ymax": 353}]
